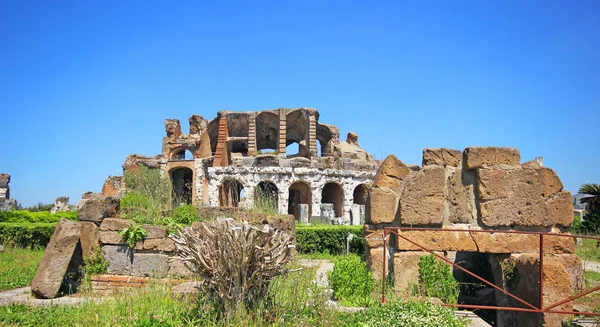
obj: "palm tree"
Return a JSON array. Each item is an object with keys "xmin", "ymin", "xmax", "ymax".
[{"xmin": 579, "ymin": 183, "xmax": 600, "ymax": 214}]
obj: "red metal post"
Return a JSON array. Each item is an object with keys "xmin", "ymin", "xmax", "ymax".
[
  {"xmin": 539, "ymin": 234, "xmax": 544, "ymax": 310},
  {"xmin": 381, "ymin": 229, "xmax": 387, "ymax": 304}
]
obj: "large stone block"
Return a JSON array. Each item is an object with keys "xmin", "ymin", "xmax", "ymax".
[
  {"xmin": 31, "ymin": 219, "xmax": 82, "ymax": 299},
  {"xmin": 78, "ymin": 195, "xmax": 120, "ymax": 224},
  {"xmin": 393, "ymin": 251, "xmax": 427, "ymax": 296},
  {"xmin": 464, "ymin": 147, "xmax": 520, "ymax": 169},
  {"xmin": 471, "ymin": 231, "xmax": 575, "ymax": 254},
  {"xmin": 80, "ymin": 222, "xmax": 100, "ymax": 260},
  {"xmin": 100, "ymin": 231, "xmax": 126, "ymax": 245},
  {"xmin": 100, "ymin": 218, "xmax": 131, "ymax": 231},
  {"xmin": 477, "ymin": 167, "xmax": 564, "ymax": 227},
  {"xmin": 399, "ymin": 166, "xmax": 445, "ymax": 225},
  {"xmin": 368, "ymin": 247, "xmax": 390, "ymax": 281},
  {"xmin": 350, "ymin": 204, "xmax": 365, "ymax": 226},
  {"xmin": 446, "ymin": 168, "xmax": 476, "ymax": 224},
  {"xmin": 298, "ymin": 203, "xmax": 309, "ymax": 224},
  {"xmin": 142, "ymin": 225, "xmax": 166, "ymax": 239},
  {"xmin": 102, "ymin": 245, "xmax": 133, "ymax": 275},
  {"xmin": 367, "ymin": 186, "xmax": 398, "ymax": 224},
  {"xmin": 364, "ymin": 224, "xmax": 394, "ymax": 249},
  {"xmin": 134, "ymin": 238, "xmax": 175, "ymax": 252},
  {"xmin": 549, "ymin": 191, "xmax": 574, "ymax": 227},
  {"xmin": 396, "ymin": 230, "xmax": 477, "ymax": 252},
  {"xmin": 132, "ymin": 253, "xmax": 169, "ymax": 277},
  {"xmin": 373, "ymin": 155, "xmax": 409, "ymax": 192},
  {"xmin": 422, "ymin": 148, "xmax": 462, "ymax": 167}
]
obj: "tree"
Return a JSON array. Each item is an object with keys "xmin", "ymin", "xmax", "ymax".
[{"xmin": 579, "ymin": 183, "xmax": 600, "ymax": 214}]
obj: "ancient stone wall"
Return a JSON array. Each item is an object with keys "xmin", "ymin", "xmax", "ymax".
[
  {"xmin": 365, "ymin": 147, "xmax": 578, "ymax": 327},
  {"xmin": 0, "ymin": 173, "xmax": 16, "ymax": 211}
]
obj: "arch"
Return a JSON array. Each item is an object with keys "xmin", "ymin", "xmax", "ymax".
[
  {"xmin": 254, "ymin": 181, "xmax": 278, "ymax": 213},
  {"xmin": 288, "ymin": 181, "xmax": 312, "ymax": 220},
  {"xmin": 256, "ymin": 112, "xmax": 279, "ymax": 151},
  {"xmin": 285, "ymin": 110, "xmax": 309, "ymax": 158},
  {"xmin": 226, "ymin": 113, "xmax": 250, "ymax": 138},
  {"xmin": 322, "ymin": 182, "xmax": 343, "ymax": 217},
  {"xmin": 353, "ymin": 184, "xmax": 369, "ymax": 205},
  {"xmin": 219, "ymin": 179, "xmax": 244, "ymax": 207},
  {"xmin": 170, "ymin": 147, "xmax": 194, "ymax": 160},
  {"xmin": 170, "ymin": 167, "xmax": 193, "ymax": 205}
]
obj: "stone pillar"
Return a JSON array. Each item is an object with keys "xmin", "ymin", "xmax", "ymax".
[
  {"xmin": 308, "ymin": 115, "xmax": 318, "ymax": 159},
  {"xmin": 298, "ymin": 204, "xmax": 309, "ymax": 224},
  {"xmin": 247, "ymin": 112, "xmax": 257, "ymax": 156},
  {"xmin": 213, "ymin": 117, "xmax": 229, "ymax": 167},
  {"xmin": 350, "ymin": 204, "xmax": 365, "ymax": 225},
  {"xmin": 321, "ymin": 203, "xmax": 335, "ymax": 223},
  {"xmin": 278, "ymin": 108, "xmax": 286, "ymax": 156}
]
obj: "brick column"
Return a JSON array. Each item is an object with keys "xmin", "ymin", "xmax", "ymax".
[
  {"xmin": 309, "ymin": 115, "xmax": 318, "ymax": 158},
  {"xmin": 213, "ymin": 117, "xmax": 229, "ymax": 167},
  {"xmin": 278, "ymin": 108, "xmax": 287, "ymax": 155},
  {"xmin": 247, "ymin": 112, "xmax": 257, "ymax": 155}
]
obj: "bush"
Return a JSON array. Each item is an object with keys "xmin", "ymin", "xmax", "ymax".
[
  {"xmin": 338, "ymin": 299, "xmax": 468, "ymax": 327},
  {"xmin": 0, "ymin": 223, "xmax": 56, "ymax": 248},
  {"xmin": 328, "ymin": 254, "xmax": 375, "ymax": 307},
  {"xmin": 296, "ymin": 225, "xmax": 364, "ymax": 256},
  {"xmin": 418, "ymin": 254, "xmax": 459, "ymax": 304},
  {"xmin": 0, "ymin": 210, "xmax": 77, "ymax": 224},
  {"xmin": 118, "ymin": 223, "xmax": 148, "ymax": 248},
  {"xmin": 121, "ymin": 165, "xmax": 172, "ymax": 224},
  {"xmin": 581, "ymin": 212, "xmax": 600, "ymax": 235},
  {"xmin": 21, "ymin": 203, "xmax": 54, "ymax": 212},
  {"xmin": 171, "ymin": 204, "xmax": 200, "ymax": 225}
]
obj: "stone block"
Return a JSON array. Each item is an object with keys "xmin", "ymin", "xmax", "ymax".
[
  {"xmin": 396, "ymin": 230, "xmax": 477, "ymax": 252},
  {"xmin": 135, "ymin": 238, "xmax": 175, "ymax": 252},
  {"xmin": 253, "ymin": 154, "xmax": 279, "ymax": 167},
  {"xmin": 373, "ymin": 155, "xmax": 409, "ymax": 192},
  {"xmin": 31, "ymin": 219, "xmax": 82, "ymax": 299},
  {"xmin": 464, "ymin": 147, "xmax": 520, "ymax": 169},
  {"xmin": 132, "ymin": 253, "xmax": 169, "ymax": 278},
  {"xmin": 446, "ymin": 168, "xmax": 476, "ymax": 224},
  {"xmin": 350, "ymin": 204, "xmax": 365, "ymax": 225},
  {"xmin": 393, "ymin": 251, "xmax": 427, "ymax": 296},
  {"xmin": 78, "ymin": 196, "xmax": 120, "ymax": 224},
  {"xmin": 399, "ymin": 166, "xmax": 445, "ymax": 225},
  {"xmin": 477, "ymin": 167, "xmax": 565, "ymax": 227},
  {"xmin": 141, "ymin": 225, "xmax": 166, "ymax": 239},
  {"xmin": 100, "ymin": 231, "xmax": 126, "ymax": 245},
  {"xmin": 168, "ymin": 257, "xmax": 194, "ymax": 278},
  {"xmin": 368, "ymin": 247, "xmax": 389, "ymax": 281},
  {"xmin": 298, "ymin": 204, "xmax": 309, "ymax": 224},
  {"xmin": 80, "ymin": 222, "xmax": 100, "ymax": 260},
  {"xmin": 100, "ymin": 218, "xmax": 131, "ymax": 231},
  {"xmin": 102, "ymin": 245, "xmax": 133, "ymax": 275},
  {"xmin": 367, "ymin": 187, "xmax": 398, "ymax": 224},
  {"xmin": 422, "ymin": 148, "xmax": 462, "ymax": 167},
  {"xmin": 364, "ymin": 224, "xmax": 394, "ymax": 249},
  {"xmin": 549, "ymin": 191, "xmax": 574, "ymax": 227},
  {"xmin": 471, "ymin": 231, "xmax": 574, "ymax": 254},
  {"xmin": 321, "ymin": 203, "xmax": 336, "ymax": 221}
]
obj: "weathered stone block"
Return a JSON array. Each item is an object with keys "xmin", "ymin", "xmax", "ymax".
[
  {"xmin": 102, "ymin": 245, "xmax": 133, "ymax": 275},
  {"xmin": 31, "ymin": 219, "xmax": 82, "ymax": 299},
  {"xmin": 399, "ymin": 166, "xmax": 445, "ymax": 225},
  {"xmin": 446, "ymin": 168, "xmax": 476, "ymax": 224},
  {"xmin": 350, "ymin": 204, "xmax": 365, "ymax": 225},
  {"xmin": 78, "ymin": 195, "xmax": 120, "ymax": 224},
  {"xmin": 549, "ymin": 191, "xmax": 574, "ymax": 227},
  {"xmin": 132, "ymin": 253, "xmax": 169, "ymax": 277},
  {"xmin": 394, "ymin": 251, "xmax": 427, "ymax": 296},
  {"xmin": 422, "ymin": 148, "xmax": 462, "ymax": 167},
  {"xmin": 364, "ymin": 224, "xmax": 394, "ymax": 249},
  {"xmin": 368, "ymin": 247, "xmax": 389, "ymax": 281},
  {"xmin": 101, "ymin": 176, "xmax": 123, "ymax": 197},
  {"xmin": 80, "ymin": 222, "xmax": 100, "ymax": 259},
  {"xmin": 100, "ymin": 231, "xmax": 126, "ymax": 245},
  {"xmin": 373, "ymin": 155, "xmax": 409, "ymax": 192},
  {"xmin": 298, "ymin": 204, "xmax": 309, "ymax": 224},
  {"xmin": 471, "ymin": 231, "xmax": 574, "ymax": 254},
  {"xmin": 168, "ymin": 257, "xmax": 194, "ymax": 278},
  {"xmin": 464, "ymin": 147, "xmax": 520, "ymax": 169},
  {"xmin": 100, "ymin": 218, "xmax": 131, "ymax": 231},
  {"xmin": 253, "ymin": 154, "xmax": 279, "ymax": 167},
  {"xmin": 142, "ymin": 225, "xmax": 166, "ymax": 239},
  {"xmin": 135, "ymin": 238, "xmax": 175, "ymax": 252},
  {"xmin": 367, "ymin": 187, "xmax": 398, "ymax": 224},
  {"xmin": 321, "ymin": 203, "xmax": 335, "ymax": 221},
  {"xmin": 396, "ymin": 230, "xmax": 477, "ymax": 251}
]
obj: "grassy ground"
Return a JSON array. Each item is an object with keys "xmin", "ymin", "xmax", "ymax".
[
  {"xmin": 0, "ymin": 246, "xmax": 44, "ymax": 291},
  {"xmin": 576, "ymin": 238, "xmax": 600, "ymax": 262}
]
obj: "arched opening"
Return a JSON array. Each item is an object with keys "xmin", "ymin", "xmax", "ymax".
[
  {"xmin": 322, "ymin": 182, "xmax": 343, "ymax": 217},
  {"xmin": 219, "ymin": 179, "xmax": 244, "ymax": 207},
  {"xmin": 170, "ymin": 167, "xmax": 193, "ymax": 205},
  {"xmin": 171, "ymin": 148, "xmax": 194, "ymax": 160},
  {"xmin": 288, "ymin": 181, "xmax": 312, "ymax": 221},
  {"xmin": 254, "ymin": 181, "xmax": 278, "ymax": 213},
  {"xmin": 256, "ymin": 112, "xmax": 279, "ymax": 152},
  {"xmin": 286, "ymin": 110, "xmax": 309, "ymax": 158},
  {"xmin": 353, "ymin": 184, "xmax": 369, "ymax": 205}
]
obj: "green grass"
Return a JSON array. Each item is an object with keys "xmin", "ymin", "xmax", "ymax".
[
  {"xmin": 0, "ymin": 246, "xmax": 44, "ymax": 291},
  {"xmin": 576, "ymin": 238, "xmax": 600, "ymax": 262}
]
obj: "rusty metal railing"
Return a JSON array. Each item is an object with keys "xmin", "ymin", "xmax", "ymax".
[{"xmin": 380, "ymin": 227, "xmax": 600, "ymax": 316}]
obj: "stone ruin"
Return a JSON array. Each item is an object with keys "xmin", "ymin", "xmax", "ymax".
[
  {"xmin": 365, "ymin": 147, "xmax": 578, "ymax": 327},
  {"xmin": 0, "ymin": 173, "xmax": 17, "ymax": 211},
  {"xmin": 50, "ymin": 196, "xmax": 70, "ymax": 214},
  {"xmin": 99, "ymin": 108, "xmax": 378, "ymax": 225}
]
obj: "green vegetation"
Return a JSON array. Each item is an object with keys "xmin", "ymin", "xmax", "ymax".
[
  {"xmin": 0, "ymin": 223, "xmax": 57, "ymax": 248},
  {"xmin": 296, "ymin": 225, "xmax": 364, "ymax": 256},
  {"xmin": 21, "ymin": 202, "xmax": 54, "ymax": 212},
  {"xmin": 118, "ymin": 223, "xmax": 148, "ymax": 248},
  {"xmin": 120, "ymin": 165, "xmax": 173, "ymax": 225},
  {"xmin": 576, "ymin": 238, "xmax": 600, "ymax": 262},
  {"xmin": 251, "ymin": 188, "xmax": 279, "ymax": 216},
  {"xmin": 171, "ymin": 204, "xmax": 200, "ymax": 225},
  {"xmin": 418, "ymin": 254, "xmax": 459, "ymax": 304},
  {"xmin": 575, "ymin": 183, "xmax": 600, "ymax": 234},
  {"xmin": 0, "ymin": 210, "xmax": 77, "ymax": 223},
  {"xmin": 328, "ymin": 254, "xmax": 376, "ymax": 307},
  {"xmin": 0, "ymin": 246, "xmax": 44, "ymax": 291}
]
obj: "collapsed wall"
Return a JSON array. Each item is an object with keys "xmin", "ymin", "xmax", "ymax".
[
  {"xmin": 0, "ymin": 173, "xmax": 17, "ymax": 211},
  {"xmin": 365, "ymin": 147, "xmax": 578, "ymax": 327}
]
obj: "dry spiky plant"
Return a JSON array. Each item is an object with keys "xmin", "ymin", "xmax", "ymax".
[{"xmin": 171, "ymin": 218, "xmax": 296, "ymax": 312}]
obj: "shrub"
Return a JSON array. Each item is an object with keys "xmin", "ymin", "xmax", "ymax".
[
  {"xmin": 0, "ymin": 223, "xmax": 56, "ymax": 248},
  {"xmin": 581, "ymin": 212, "xmax": 600, "ymax": 235},
  {"xmin": 418, "ymin": 254, "xmax": 459, "ymax": 304},
  {"xmin": 118, "ymin": 223, "xmax": 148, "ymax": 248},
  {"xmin": 252, "ymin": 188, "xmax": 279, "ymax": 216},
  {"xmin": 0, "ymin": 210, "xmax": 77, "ymax": 224},
  {"xmin": 171, "ymin": 204, "xmax": 200, "ymax": 225},
  {"xmin": 328, "ymin": 254, "xmax": 375, "ymax": 307},
  {"xmin": 121, "ymin": 165, "xmax": 172, "ymax": 224},
  {"xmin": 21, "ymin": 203, "xmax": 54, "ymax": 212},
  {"xmin": 296, "ymin": 225, "xmax": 364, "ymax": 256}
]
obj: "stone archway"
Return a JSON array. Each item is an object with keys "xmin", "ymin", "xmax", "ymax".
[
  {"xmin": 353, "ymin": 184, "xmax": 369, "ymax": 205},
  {"xmin": 322, "ymin": 182, "xmax": 343, "ymax": 218},
  {"xmin": 254, "ymin": 181, "xmax": 278, "ymax": 213},
  {"xmin": 288, "ymin": 181, "xmax": 312, "ymax": 221},
  {"xmin": 219, "ymin": 179, "xmax": 244, "ymax": 207},
  {"xmin": 170, "ymin": 167, "xmax": 193, "ymax": 205}
]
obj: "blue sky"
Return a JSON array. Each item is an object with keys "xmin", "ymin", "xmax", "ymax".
[{"xmin": 0, "ymin": 0, "xmax": 598, "ymax": 206}]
